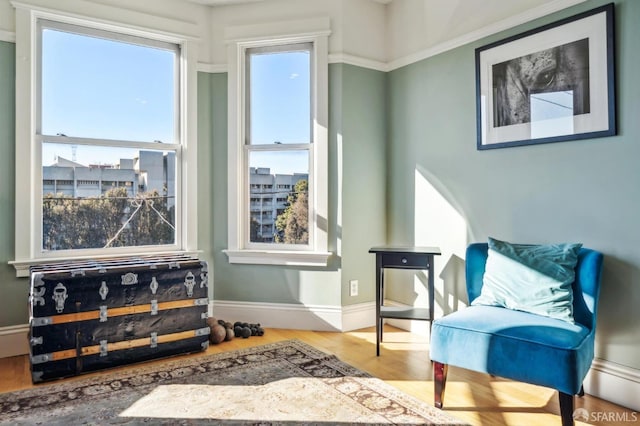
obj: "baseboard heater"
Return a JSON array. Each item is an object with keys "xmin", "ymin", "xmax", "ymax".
[{"xmin": 28, "ymin": 254, "xmax": 210, "ymax": 383}]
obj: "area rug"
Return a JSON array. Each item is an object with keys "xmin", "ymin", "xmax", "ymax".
[{"xmin": 0, "ymin": 339, "xmax": 466, "ymax": 425}]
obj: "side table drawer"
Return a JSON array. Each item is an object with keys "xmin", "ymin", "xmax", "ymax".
[{"xmin": 380, "ymin": 253, "xmax": 429, "ymax": 268}]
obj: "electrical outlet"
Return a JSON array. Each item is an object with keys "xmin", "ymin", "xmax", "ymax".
[{"xmin": 349, "ymin": 280, "xmax": 358, "ymax": 297}]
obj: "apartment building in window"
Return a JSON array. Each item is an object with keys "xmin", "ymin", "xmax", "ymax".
[
  {"xmin": 42, "ymin": 151, "xmax": 175, "ymax": 207},
  {"xmin": 249, "ymin": 167, "xmax": 308, "ymax": 243}
]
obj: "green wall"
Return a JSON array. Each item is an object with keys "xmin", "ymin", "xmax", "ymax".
[
  {"xmin": 197, "ymin": 71, "xmax": 216, "ymax": 301},
  {"xmin": 387, "ymin": 0, "xmax": 640, "ymax": 370},
  {"xmin": 0, "ymin": 41, "xmax": 27, "ymax": 328},
  {"xmin": 206, "ymin": 63, "xmax": 387, "ymax": 308},
  {"xmin": 331, "ymin": 64, "xmax": 387, "ymax": 304}
]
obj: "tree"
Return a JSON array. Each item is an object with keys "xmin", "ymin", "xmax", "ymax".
[
  {"xmin": 249, "ymin": 216, "xmax": 262, "ymax": 243},
  {"xmin": 42, "ymin": 188, "xmax": 175, "ymax": 250},
  {"xmin": 275, "ymin": 179, "xmax": 308, "ymax": 244}
]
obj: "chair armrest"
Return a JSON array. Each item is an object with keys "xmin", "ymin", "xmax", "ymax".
[{"xmin": 465, "ymin": 243, "xmax": 489, "ymax": 303}]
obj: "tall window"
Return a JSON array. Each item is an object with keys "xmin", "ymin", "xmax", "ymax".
[
  {"xmin": 38, "ymin": 21, "xmax": 180, "ymax": 252},
  {"xmin": 246, "ymin": 43, "xmax": 312, "ymax": 246},
  {"xmin": 11, "ymin": 5, "xmax": 199, "ymax": 276},
  {"xmin": 225, "ymin": 20, "xmax": 330, "ymax": 266}
]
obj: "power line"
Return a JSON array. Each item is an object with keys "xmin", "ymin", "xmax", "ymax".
[{"xmin": 102, "ymin": 195, "xmax": 175, "ymax": 248}]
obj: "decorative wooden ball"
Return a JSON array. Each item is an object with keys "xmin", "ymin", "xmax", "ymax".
[
  {"xmin": 225, "ymin": 327, "xmax": 235, "ymax": 341},
  {"xmin": 240, "ymin": 326, "xmax": 252, "ymax": 338},
  {"xmin": 210, "ymin": 324, "xmax": 227, "ymax": 344},
  {"xmin": 206, "ymin": 317, "xmax": 218, "ymax": 329}
]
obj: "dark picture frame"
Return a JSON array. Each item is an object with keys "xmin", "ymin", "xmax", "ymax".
[{"xmin": 476, "ymin": 3, "xmax": 615, "ymax": 150}]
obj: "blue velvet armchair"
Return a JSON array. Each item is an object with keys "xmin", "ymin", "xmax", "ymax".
[{"xmin": 430, "ymin": 243, "xmax": 603, "ymax": 426}]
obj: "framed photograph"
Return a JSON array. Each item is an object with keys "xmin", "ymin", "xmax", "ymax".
[{"xmin": 476, "ymin": 3, "xmax": 615, "ymax": 150}]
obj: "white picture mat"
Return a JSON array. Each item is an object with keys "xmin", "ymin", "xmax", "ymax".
[{"xmin": 478, "ymin": 11, "xmax": 610, "ymax": 147}]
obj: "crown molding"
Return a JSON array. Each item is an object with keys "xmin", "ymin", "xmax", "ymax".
[
  {"xmin": 197, "ymin": 62, "xmax": 227, "ymax": 73},
  {"xmin": 0, "ymin": 29, "xmax": 15, "ymax": 42},
  {"xmin": 387, "ymin": 0, "xmax": 587, "ymax": 71},
  {"xmin": 328, "ymin": 53, "xmax": 387, "ymax": 72},
  {"xmin": 224, "ymin": 16, "xmax": 330, "ymax": 44},
  {"xmin": 198, "ymin": 54, "xmax": 387, "ymax": 74}
]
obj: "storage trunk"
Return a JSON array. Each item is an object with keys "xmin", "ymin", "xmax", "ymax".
[{"xmin": 29, "ymin": 255, "xmax": 210, "ymax": 383}]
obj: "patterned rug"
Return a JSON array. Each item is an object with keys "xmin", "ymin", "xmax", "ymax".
[{"xmin": 0, "ymin": 339, "xmax": 466, "ymax": 425}]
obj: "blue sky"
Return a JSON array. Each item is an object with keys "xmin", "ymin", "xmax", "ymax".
[
  {"xmin": 41, "ymin": 29, "xmax": 175, "ymax": 144},
  {"xmin": 249, "ymin": 49, "xmax": 310, "ymax": 146},
  {"xmin": 247, "ymin": 48, "xmax": 311, "ymax": 175},
  {"xmin": 41, "ymin": 27, "xmax": 311, "ymax": 176}
]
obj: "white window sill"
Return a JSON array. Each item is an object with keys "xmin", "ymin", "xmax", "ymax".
[
  {"xmin": 9, "ymin": 250, "xmax": 202, "ymax": 278},
  {"xmin": 223, "ymin": 249, "xmax": 332, "ymax": 267}
]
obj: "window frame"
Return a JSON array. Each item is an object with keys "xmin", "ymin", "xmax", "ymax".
[
  {"xmin": 224, "ymin": 18, "xmax": 331, "ymax": 266},
  {"xmin": 11, "ymin": 5, "xmax": 199, "ymax": 277}
]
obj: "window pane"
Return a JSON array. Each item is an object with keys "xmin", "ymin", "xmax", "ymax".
[
  {"xmin": 248, "ymin": 151, "xmax": 309, "ymax": 244},
  {"xmin": 42, "ymin": 143, "xmax": 176, "ymax": 250},
  {"xmin": 41, "ymin": 27, "xmax": 176, "ymax": 143},
  {"xmin": 248, "ymin": 45, "xmax": 311, "ymax": 145}
]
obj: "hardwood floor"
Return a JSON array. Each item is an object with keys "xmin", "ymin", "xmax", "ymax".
[{"xmin": 0, "ymin": 325, "xmax": 633, "ymax": 425}]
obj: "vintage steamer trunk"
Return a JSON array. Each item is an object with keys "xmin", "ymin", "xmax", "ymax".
[{"xmin": 29, "ymin": 255, "xmax": 210, "ymax": 383}]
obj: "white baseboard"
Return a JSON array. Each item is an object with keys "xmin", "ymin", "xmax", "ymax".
[
  {"xmin": 209, "ymin": 300, "xmax": 376, "ymax": 332},
  {"xmin": 341, "ymin": 301, "xmax": 378, "ymax": 331},
  {"xmin": 585, "ymin": 358, "xmax": 640, "ymax": 412},
  {"xmin": 0, "ymin": 324, "xmax": 30, "ymax": 358}
]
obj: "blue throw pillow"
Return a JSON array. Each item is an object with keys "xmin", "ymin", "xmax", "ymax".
[{"xmin": 471, "ymin": 237, "xmax": 582, "ymax": 323}]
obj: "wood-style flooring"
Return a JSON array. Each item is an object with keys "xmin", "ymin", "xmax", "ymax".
[{"xmin": 0, "ymin": 325, "xmax": 633, "ymax": 425}]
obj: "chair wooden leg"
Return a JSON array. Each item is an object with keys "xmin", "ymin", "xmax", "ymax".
[
  {"xmin": 559, "ymin": 392, "xmax": 575, "ymax": 426},
  {"xmin": 434, "ymin": 361, "xmax": 448, "ymax": 409}
]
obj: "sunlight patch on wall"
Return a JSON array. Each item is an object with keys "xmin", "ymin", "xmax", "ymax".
[{"xmin": 414, "ymin": 168, "xmax": 468, "ymax": 318}]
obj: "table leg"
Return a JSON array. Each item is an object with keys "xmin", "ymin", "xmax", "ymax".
[
  {"xmin": 376, "ymin": 255, "xmax": 383, "ymax": 356},
  {"xmin": 428, "ymin": 255, "xmax": 434, "ymax": 339}
]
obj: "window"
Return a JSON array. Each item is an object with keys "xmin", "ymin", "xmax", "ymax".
[
  {"xmin": 12, "ymin": 6, "xmax": 199, "ymax": 276},
  {"xmin": 245, "ymin": 44, "xmax": 311, "ymax": 245},
  {"xmin": 38, "ymin": 22, "xmax": 179, "ymax": 252},
  {"xmin": 225, "ymin": 19, "xmax": 330, "ymax": 266}
]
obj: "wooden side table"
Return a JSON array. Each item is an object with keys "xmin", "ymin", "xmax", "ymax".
[{"xmin": 369, "ymin": 246, "xmax": 441, "ymax": 356}]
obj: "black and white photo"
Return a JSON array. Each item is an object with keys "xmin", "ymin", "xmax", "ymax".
[{"xmin": 476, "ymin": 4, "xmax": 615, "ymax": 149}]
